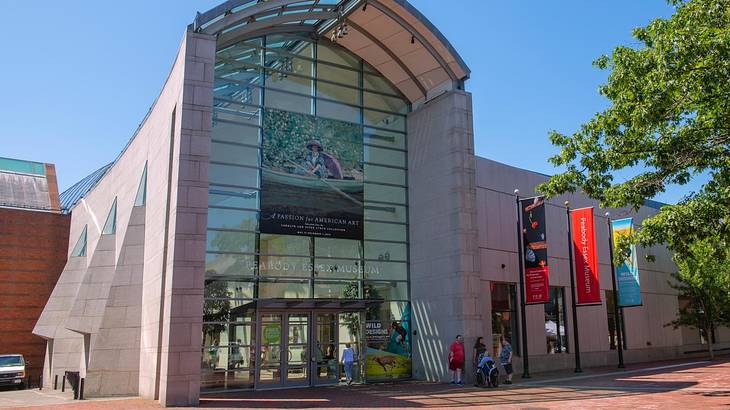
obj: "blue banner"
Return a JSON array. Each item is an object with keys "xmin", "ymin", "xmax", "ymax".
[{"xmin": 611, "ymin": 218, "xmax": 642, "ymax": 307}]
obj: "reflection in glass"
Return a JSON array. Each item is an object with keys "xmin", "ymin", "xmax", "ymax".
[
  {"xmin": 206, "ymin": 230, "xmax": 256, "ymax": 253},
  {"xmin": 260, "ymin": 234, "xmax": 311, "ymax": 255},
  {"xmin": 259, "ymin": 256, "xmax": 311, "ymax": 277},
  {"xmin": 258, "ymin": 280, "xmax": 311, "ymax": 298},
  {"xmin": 205, "ymin": 253, "xmax": 256, "ymax": 276}
]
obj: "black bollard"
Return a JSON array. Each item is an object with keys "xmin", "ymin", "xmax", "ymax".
[
  {"xmin": 79, "ymin": 378, "xmax": 84, "ymax": 400},
  {"xmin": 54, "ymin": 374, "xmax": 58, "ymax": 390},
  {"xmin": 61, "ymin": 373, "xmax": 66, "ymax": 392}
]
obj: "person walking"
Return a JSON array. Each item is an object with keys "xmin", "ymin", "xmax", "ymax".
[
  {"xmin": 341, "ymin": 343, "xmax": 355, "ymax": 385},
  {"xmin": 499, "ymin": 336, "xmax": 514, "ymax": 384},
  {"xmin": 473, "ymin": 337, "xmax": 487, "ymax": 364},
  {"xmin": 448, "ymin": 335, "xmax": 465, "ymax": 386}
]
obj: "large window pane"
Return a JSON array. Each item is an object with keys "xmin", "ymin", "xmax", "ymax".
[
  {"xmin": 314, "ymin": 258, "xmax": 362, "ymax": 280},
  {"xmin": 203, "ymin": 300, "xmax": 255, "ymax": 325},
  {"xmin": 264, "ymin": 89, "xmax": 313, "ymax": 115},
  {"xmin": 212, "ymin": 121, "xmax": 260, "ymax": 146},
  {"xmin": 364, "ymin": 128, "xmax": 406, "ymax": 150},
  {"xmin": 318, "ymin": 63, "xmax": 359, "ymax": 87},
  {"xmin": 364, "ymin": 146, "xmax": 406, "ymax": 167},
  {"xmin": 364, "ymin": 281, "xmax": 408, "ymax": 300},
  {"xmin": 209, "ymin": 163, "xmax": 259, "ymax": 188},
  {"xmin": 211, "ymin": 142, "xmax": 260, "ymax": 167},
  {"xmin": 259, "ymin": 280, "xmax": 311, "ymax": 298},
  {"xmin": 214, "ymin": 75, "xmax": 262, "ymax": 105},
  {"xmin": 205, "ymin": 280, "xmax": 255, "ymax": 300},
  {"xmin": 214, "ymin": 105, "xmax": 262, "ymax": 126},
  {"xmin": 364, "ymin": 241, "xmax": 408, "ymax": 261},
  {"xmin": 365, "ymin": 301, "xmax": 410, "ymax": 322},
  {"xmin": 363, "ymin": 73, "xmax": 400, "ymax": 96},
  {"xmin": 364, "ymin": 109, "xmax": 406, "ymax": 132},
  {"xmin": 316, "ymin": 99, "xmax": 360, "ymax": 123},
  {"xmin": 208, "ymin": 208, "xmax": 258, "ymax": 231},
  {"xmin": 259, "ymin": 256, "xmax": 311, "ymax": 278},
  {"xmin": 314, "ymin": 280, "xmax": 360, "ymax": 299},
  {"xmin": 206, "ymin": 230, "xmax": 256, "ymax": 253},
  {"xmin": 205, "ymin": 253, "xmax": 256, "ymax": 277},
  {"xmin": 265, "ymin": 52, "xmax": 314, "ymax": 89},
  {"xmin": 364, "ymin": 91, "xmax": 407, "ymax": 114},
  {"xmin": 317, "ymin": 81, "xmax": 358, "ymax": 105},
  {"xmin": 260, "ymin": 234, "xmax": 310, "ymax": 256},
  {"xmin": 491, "ymin": 283, "xmax": 519, "ymax": 356},
  {"xmin": 317, "ymin": 43, "xmax": 360, "ymax": 68},
  {"xmin": 363, "ymin": 261, "xmax": 407, "ymax": 281},
  {"xmin": 365, "ymin": 221, "xmax": 407, "ymax": 242},
  {"xmin": 314, "ymin": 237, "xmax": 361, "ymax": 258},
  {"xmin": 209, "ymin": 190, "xmax": 259, "ymax": 210},
  {"xmin": 364, "ymin": 164, "xmax": 406, "ymax": 186},
  {"xmin": 545, "ymin": 287, "xmax": 568, "ymax": 354},
  {"xmin": 365, "ymin": 204, "xmax": 407, "ymax": 224},
  {"xmin": 364, "ymin": 183, "xmax": 406, "ymax": 204}
]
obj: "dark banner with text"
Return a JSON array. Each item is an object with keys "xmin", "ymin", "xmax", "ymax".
[
  {"xmin": 570, "ymin": 207, "xmax": 602, "ymax": 305},
  {"xmin": 521, "ymin": 196, "xmax": 550, "ymax": 304}
]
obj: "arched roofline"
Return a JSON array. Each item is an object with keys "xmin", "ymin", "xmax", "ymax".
[{"xmin": 192, "ymin": 0, "xmax": 470, "ymax": 104}]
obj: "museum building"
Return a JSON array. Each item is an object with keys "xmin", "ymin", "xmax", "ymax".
[{"xmin": 32, "ymin": 0, "xmax": 730, "ymax": 407}]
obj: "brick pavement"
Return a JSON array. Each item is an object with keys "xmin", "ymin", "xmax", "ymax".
[{"xmin": 2, "ymin": 357, "xmax": 728, "ymax": 409}]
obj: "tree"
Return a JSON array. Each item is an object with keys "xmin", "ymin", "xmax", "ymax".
[
  {"xmin": 538, "ymin": 0, "xmax": 730, "ymax": 254},
  {"xmin": 666, "ymin": 237, "xmax": 730, "ymax": 359}
]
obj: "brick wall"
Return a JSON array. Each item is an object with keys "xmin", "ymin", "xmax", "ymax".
[{"xmin": 0, "ymin": 208, "xmax": 70, "ymax": 384}]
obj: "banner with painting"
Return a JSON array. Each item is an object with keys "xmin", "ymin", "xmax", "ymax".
[
  {"xmin": 521, "ymin": 196, "xmax": 551, "ymax": 304},
  {"xmin": 261, "ymin": 109, "xmax": 364, "ymax": 239},
  {"xmin": 365, "ymin": 305, "xmax": 411, "ymax": 380},
  {"xmin": 611, "ymin": 218, "xmax": 642, "ymax": 307}
]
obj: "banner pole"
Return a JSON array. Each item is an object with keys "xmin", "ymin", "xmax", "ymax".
[
  {"xmin": 606, "ymin": 212, "xmax": 626, "ymax": 368},
  {"xmin": 514, "ymin": 190, "xmax": 530, "ymax": 378},
  {"xmin": 565, "ymin": 202, "xmax": 582, "ymax": 373}
]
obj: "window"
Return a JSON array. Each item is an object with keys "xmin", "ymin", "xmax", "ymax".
[
  {"xmin": 606, "ymin": 290, "xmax": 627, "ymax": 350},
  {"xmin": 491, "ymin": 283, "xmax": 518, "ymax": 356},
  {"xmin": 101, "ymin": 198, "xmax": 117, "ymax": 235},
  {"xmin": 134, "ymin": 162, "xmax": 147, "ymax": 206},
  {"xmin": 544, "ymin": 287, "xmax": 568, "ymax": 354},
  {"xmin": 70, "ymin": 225, "xmax": 87, "ymax": 257}
]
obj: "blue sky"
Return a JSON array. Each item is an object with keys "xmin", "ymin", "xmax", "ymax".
[{"xmin": 1, "ymin": 1, "xmax": 697, "ymax": 203}]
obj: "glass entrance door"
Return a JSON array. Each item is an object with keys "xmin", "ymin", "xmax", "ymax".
[
  {"xmin": 255, "ymin": 310, "xmax": 365, "ymax": 389},
  {"xmin": 312, "ymin": 313, "xmax": 339, "ymax": 385},
  {"xmin": 285, "ymin": 313, "xmax": 309, "ymax": 387}
]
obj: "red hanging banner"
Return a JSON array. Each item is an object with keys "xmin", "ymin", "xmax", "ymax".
[{"xmin": 570, "ymin": 207, "xmax": 601, "ymax": 305}]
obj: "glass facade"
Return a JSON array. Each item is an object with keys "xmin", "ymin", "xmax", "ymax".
[{"xmin": 203, "ymin": 33, "xmax": 410, "ymax": 390}]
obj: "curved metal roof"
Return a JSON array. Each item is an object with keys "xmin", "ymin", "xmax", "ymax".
[
  {"xmin": 59, "ymin": 162, "xmax": 113, "ymax": 214},
  {"xmin": 194, "ymin": 0, "xmax": 470, "ymax": 104}
]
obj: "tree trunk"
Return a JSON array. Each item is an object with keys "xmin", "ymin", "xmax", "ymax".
[{"xmin": 705, "ymin": 326, "xmax": 715, "ymax": 360}]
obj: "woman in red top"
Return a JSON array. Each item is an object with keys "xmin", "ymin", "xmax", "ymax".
[{"xmin": 448, "ymin": 334, "xmax": 465, "ymax": 385}]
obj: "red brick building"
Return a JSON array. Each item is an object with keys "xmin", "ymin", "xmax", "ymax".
[{"xmin": 0, "ymin": 158, "xmax": 69, "ymax": 384}]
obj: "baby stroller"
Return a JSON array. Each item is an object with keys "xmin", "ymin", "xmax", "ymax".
[{"xmin": 475, "ymin": 353, "xmax": 499, "ymax": 388}]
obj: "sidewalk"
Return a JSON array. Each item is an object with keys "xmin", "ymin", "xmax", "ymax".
[{"xmin": 1, "ymin": 357, "xmax": 728, "ymax": 409}]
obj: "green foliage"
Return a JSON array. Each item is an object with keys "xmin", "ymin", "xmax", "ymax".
[
  {"xmin": 538, "ymin": 0, "xmax": 730, "ymax": 252},
  {"xmin": 262, "ymin": 109, "xmax": 363, "ymax": 177},
  {"xmin": 666, "ymin": 237, "xmax": 730, "ymax": 358},
  {"xmin": 202, "ymin": 280, "xmax": 232, "ymax": 344}
]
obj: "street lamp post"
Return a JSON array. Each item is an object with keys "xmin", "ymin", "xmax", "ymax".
[{"xmin": 606, "ymin": 212, "xmax": 625, "ymax": 368}]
